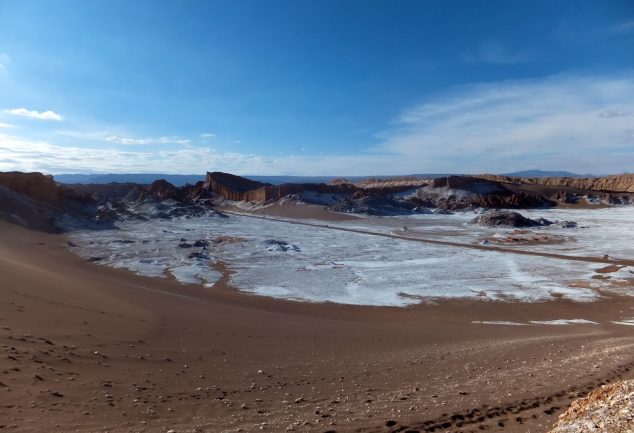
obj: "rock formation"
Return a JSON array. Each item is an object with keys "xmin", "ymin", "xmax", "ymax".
[
  {"xmin": 3, "ymin": 170, "xmax": 633, "ymax": 228},
  {"xmin": 471, "ymin": 210, "xmax": 544, "ymax": 228},
  {"xmin": 328, "ymin": 194, "xmax": 417, "ymax": 216},
  {"xmin": 481, "ymin": 173, "xmax": 634, "ymax": 194},
  {"xmin": 533, "ymin": 174, "xmax": 634, "ymax": 193},
  {"xmin": 204, "ymin": 171, "xmax": 356, "ymax": 203},
  {"xmin": 0, "ymin": 172, "xmax": 97, "ymax": 232},
  {"xmin": 549, "ymin": 380, "xmax": 634, "ymax": 433}
]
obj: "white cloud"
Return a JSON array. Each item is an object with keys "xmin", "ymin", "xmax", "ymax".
[
  {"xmin": 200, "ymin": 132, "xmax": 216, "ymax": 138},
  {"xmin": 6, "ymin": 108, "xmax": 64, "ymax": 121},
  {"xmin": 0, "ymin": 133, "xmax": 398, "ymax": 175},
  {"xmin": 0, "ymin": 122, "xmax": 14, "ymax": 128},
  {"xmin": 58, "ymin": 131, "xmax": 192, "ymax": 146},
  {"xmin": 462, "ymin": 41, "xmax": 532, "ymax": 64},
  {"xmin": 376, "ymin": 73, "xmax": 634, "ymax": 173},
  {"xmin": 103, "ymin": 135, "xmax": 152, "ymax": 145}
]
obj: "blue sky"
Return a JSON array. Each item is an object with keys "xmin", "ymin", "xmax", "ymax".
[{"xmin": 0, "ymin": 0, "xmax": 633, "ymax": 175}]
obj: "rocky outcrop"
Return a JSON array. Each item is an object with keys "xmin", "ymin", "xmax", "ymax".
[
  {"xmin": 480, "ymin": 173, "xmax": 634, "ymax": 194},
  {"xmin": 409, "ymin": 176, "xmax": 555, "ymax": 210},
  {"xmin": 204, "ymin": 171, "xmax": 356, "ymax": 203},
  {"xmin": 328, "ymin": 194, "xmax": 417, "ymax": 216},
  {"xmin": 91, "ymin": 178, "xmax": 224, "ymax": 222},
  {"xmin": 357, "ymin": 177, "xmax": 431, "ymax": 189},
  {"xmin": 143, "ymin": 179, "xmax": 181, "ymax": 201},
  {"xmin": 471, "ymin": 210, "xmax": 544, "ymax": 228},
  {"xmin": 0, "ymin": 171, "xmax": 65, "ymax": 207},
  {"xmin": 549, "ymin": 380, "xmax": 634, "ymax": 433},
  {"xmin": 205, "ymin": 171, "xmax": 267, "ymax": 201},
  {"xmin": 533, "ymin": 174, "xmax": 634, "ymax": 193},
  {"xmin": 0, "ymin": 172, "xmax": 98, "ymax": 232}
]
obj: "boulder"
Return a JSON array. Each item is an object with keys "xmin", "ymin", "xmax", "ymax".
[{"xmin": 471, "ymin": 210, "xmax": 542, "ymax": 228}]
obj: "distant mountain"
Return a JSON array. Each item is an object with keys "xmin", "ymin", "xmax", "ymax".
[
  {"xmin": 249, "ymin": 174, "xmax": 452, "ymax": 184},
  {"xmin": 54, "ymin": 173, "xmax": 453, "ymax": 186},
  {"xmin": 502, "ymin": 170, "xmax": 594, "ymax": 178},
  {"xmin": 54, "ymin": 173, "xmax": 206, "ymax": 186}
]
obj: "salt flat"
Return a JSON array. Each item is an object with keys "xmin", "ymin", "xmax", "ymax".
[{"xmin": 69, "ymin": 207, "xmax": 634, "ymax": 307}]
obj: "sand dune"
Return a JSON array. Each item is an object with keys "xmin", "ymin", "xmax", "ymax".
[{"xmin": 2, "ymin": 219, "xmax": 634, "ymax": 432}]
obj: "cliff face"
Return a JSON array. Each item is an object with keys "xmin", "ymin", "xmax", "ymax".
[
  {"xmin": 0, "ymin": 171, "xmax": 96, "ymax": 208},
  {"xmin": 0, "ymin": 172, "xmax": 63, "ymax": 207},
  {"xmin": 480, "ymin": 173, "xmax": 634, "ymax": 193},
  {"xmin": 534, "ymin": 174, "xmax": 634, "ymax": 193},
  {"xmin": 205, "ymin": 172, "xmax": 356, "ymax": 203},
  {"xmin": 549, "ymin": 380, "xmax": 634, "ymax": 433},
  {"xmin": 205, "ymin": 172, "xmax": 267, "ymax": 201},
  {"xmin": 0, "ymin": 172, "xmax": 97, "ymax": 232}
]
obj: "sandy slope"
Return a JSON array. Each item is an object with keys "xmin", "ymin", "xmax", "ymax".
[{"xmin": 2, "ymin": 220, "xmax": 634, "ymax": 433}]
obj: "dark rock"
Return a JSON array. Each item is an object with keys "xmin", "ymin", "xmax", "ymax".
[
  {"xmin": 471, "ymin": 210, "xmax": 542, "ymax": 228},
  {"xmin": 328, "ymin": 194, "xmax": 415, "ymax": 216},
  {"xmin": 263, "ymin": 239, "xmax": 300, "ymax": 252}
]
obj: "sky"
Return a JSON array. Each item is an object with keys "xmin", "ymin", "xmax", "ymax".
[{"xmin": 0, "ymin": 0, "xmax": 633, "ymax": 176}]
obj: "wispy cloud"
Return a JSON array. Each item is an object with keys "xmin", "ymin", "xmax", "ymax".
[
  {"xmin": 0, "ymin": 53, "xmax": 10, "ymax": 70},
  {"xmin": 462, "ymin": 41, "xmax": 532, "ymax": 64},
  {"xmin": 200, "ymin": 132, "xmax": 216, "ymax": 138},
  {"xmin": 0, "ymin": 123, "xmax": 14, "ymax": 128},
  {"xmin": 6, "ymin": 108, "xmax": 64, "ymax": 121},
  {"xmin": 376, "ymin": 73, "xmax": 634, "ymax": 173},
  {"xmin": 609, "ymin": 19, "xmax": 634, "ymax": 34},
  {"xmin": 58, "ymin": 130, "xmax": 191, "ymax": 146},
  {"xmin": 0, "ymin": 133, "xmax": 397, "ymax": 175},
  {"xmin": 599, "ymin": 108, "xmax": 626, "ymax": 118}
]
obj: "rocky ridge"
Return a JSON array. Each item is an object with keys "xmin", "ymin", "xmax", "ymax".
[
  {"xmin": 2, "ymin": 171, "xmax": 634, "ymax": 231},
  {"xmin": 532, "ymin": 174, "xmax": 634, "ymax": 193}
]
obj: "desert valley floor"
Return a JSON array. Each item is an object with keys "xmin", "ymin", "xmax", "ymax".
[{"xmin": 2, "ymin": 203, "xmax": 634, "ymax": 433}]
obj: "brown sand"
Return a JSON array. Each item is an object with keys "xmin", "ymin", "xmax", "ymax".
[{"xmin": 2, "ymin": 220, "xmax": 634, "ymax": 433}]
